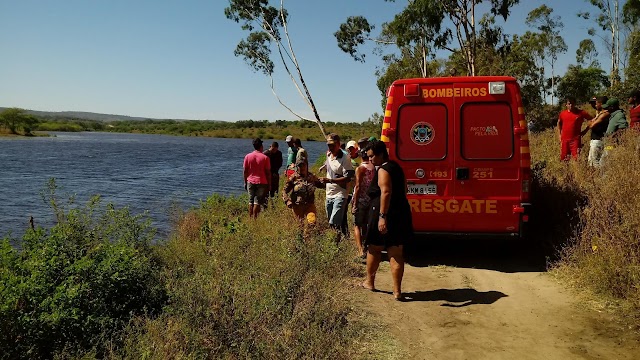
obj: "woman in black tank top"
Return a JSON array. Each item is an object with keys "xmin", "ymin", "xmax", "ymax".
[{"xmin": 362, "ymin": 141, "xmax": 413, "ymax": 301}]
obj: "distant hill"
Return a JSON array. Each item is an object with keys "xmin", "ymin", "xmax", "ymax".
[{"xmin": 0, "ymin": 107, "xmax": 222, "ymax": 122}]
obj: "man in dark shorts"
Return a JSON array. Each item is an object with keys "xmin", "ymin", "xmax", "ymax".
[
  {"xmin": 243, "ymin": 138, "xmax": 271, "ymax": 219},
  {"xmin": 263, "ymin": 141, "xmax": 283, "ymax": 205}
]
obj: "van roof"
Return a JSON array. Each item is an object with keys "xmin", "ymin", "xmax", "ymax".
[{"xmin": 392, "ymin": 76, "xmax": 517, "ymax": 84}]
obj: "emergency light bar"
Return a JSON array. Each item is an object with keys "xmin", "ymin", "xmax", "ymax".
[
  {"xmin": 404, "ymin": 84, "xmax": 421, "ymax": 97},
  {"xmin": 489, "ymin": 82, "xmax": 505, "ymax": 95}
]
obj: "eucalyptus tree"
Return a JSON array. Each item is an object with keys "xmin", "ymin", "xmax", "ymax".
[
  {"xmin": 578, "ymin": 0, "xmax": 625, "ymax": 85},
  {"xmin": 623, "ymin": 0, "xmax": 640, "ymax": 89},
  {"xmin": 224, "ymin": 0, "xmax": 327, "ymax": 137},
  {"xmin": 335, "ymin": 0, "xmax": 520, "ymax": 77},
  {"xmin": 576, "ymin": 39, "xmax": 601, "ymax": 67},
  {"xmin": 525, "ymin": 5, "xmax": 567, "ymax": 105}
]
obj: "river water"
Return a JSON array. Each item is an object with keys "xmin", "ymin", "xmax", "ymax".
[{"xmin": 0, "ymin": 132, "xmax": 328, "ymax": 238}]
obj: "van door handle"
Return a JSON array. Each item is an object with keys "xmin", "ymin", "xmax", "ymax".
[{"xmin": 456, "ymin": 168, "xmax": 469, "ymax": 180}]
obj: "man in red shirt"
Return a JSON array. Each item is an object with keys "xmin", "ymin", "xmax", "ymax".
[
  {"xmin": 628, "ymin": 90, "xmax": 640, "ymax": 130},
  {"xmin": 557, "ymin": 96, "xmax": 594, "ymax": 160},
  {"xmin": 243, "ymin": 138, "xmax": 271, "ymax": 219}
]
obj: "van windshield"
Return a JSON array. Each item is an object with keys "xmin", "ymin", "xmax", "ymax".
[
  {"xmin": 460, "ymin": 102, "xmax": 514, "ymax": 160},
  {"xmin": 396, "ymin": 104, "xmax": 448, "ymax": 160}
]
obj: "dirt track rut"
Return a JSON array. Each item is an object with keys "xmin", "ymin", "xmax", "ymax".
[{"xmin": 358, "ymin": 242, "xmax": 639, "ymax": 360}]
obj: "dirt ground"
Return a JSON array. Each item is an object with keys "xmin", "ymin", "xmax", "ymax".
[{"xmin": 357, "ymin": 240, "xmax": 640, "ymax": 360}]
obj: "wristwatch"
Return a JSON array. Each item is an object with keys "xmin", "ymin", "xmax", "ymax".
[{"xmin": 379, "ymin": 213, "xmax": 386, "ymax": 219}]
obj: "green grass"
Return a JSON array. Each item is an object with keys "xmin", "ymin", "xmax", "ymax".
[
  {"xmin": 1, "ymin": 179, "xmax": 384, "ymax": 359},
  {"xmin": 530, "ymin": 129, "xmax": 640, "ymax": 327}
]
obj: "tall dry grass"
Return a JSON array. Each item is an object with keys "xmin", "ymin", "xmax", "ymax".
[
  {"xmin": 112, "ymin": 194, "xmax": 370, "ymax": 359},
  {"xmin": 530, "ymin": 129, "xmax": 640, "ymax": 325}
]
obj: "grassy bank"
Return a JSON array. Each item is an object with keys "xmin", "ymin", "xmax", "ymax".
[
  {"xmin": 530, "ymin": 129, "xmax": 640, "ymax": 327},
  {"xmin": 0, "ymin": 182, "xmax": 375, "ymax": 359}
]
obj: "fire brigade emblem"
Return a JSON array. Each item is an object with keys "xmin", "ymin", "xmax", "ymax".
[{"xmin": 411, "ymin": 122, "xmax": 435, "ymax": 145}]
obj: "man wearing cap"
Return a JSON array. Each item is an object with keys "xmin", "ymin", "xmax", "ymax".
[
  {"xmin": 357, "ymin": 137, "xmax": 370, "ymax": 152},
  {"xmin": 585, "ymin": 96, "xmax": 610, "ymax": 167},
  {"xmin": 319, "ymin": 133, "xmax": 355, "ymax": 240},
  {"xmin": 243, "ymin": 138, "xmax": 271, "ymax": 219},
  {"xmin": 557, "ymin": 96, "xmax": 593, "ymax": 161},
  {"xmin": 285, "ymin": 135, "xmax": 296, "ymax": 179},
  {"xmin": 341, "ymin": 140, "xmax": 360, "ymax": 235},
  {"xmin": 603, "ymin": 98, "xmax": 628, "ymax": 137},
  {"xmin": 293, "ymin": 138, "xmax": 308, "ymax": 168},
  {"xmin": 346, "ymin": 140, "xmax": 360, "ymax": 168}
]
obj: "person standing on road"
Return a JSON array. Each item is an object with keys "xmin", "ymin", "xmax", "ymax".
[
  {"xmin": 340, "ymin": 140, "xmax": 360, "ymax": 236},
  {"xmin": 557, "ymin": 96, "xmax": 593, "ymax": 161},
  {"xmin": 243, "ymin": 138, "xmax": 271, "ymax": 219},
  {"xmin": 351, "ymin": 148, "xmax": 375, "ymax": 260},
  {"xmin": 263, "ymin": 141, "xmax": 283, "ymax": 202},
  {"xmin": 585, "ymin": 96, "xmax": 610, "ymax": 168},
  {"xmin": 319, "ymin": 133, "xmax": 354, "ymax": 242},
  {"xmin": 362, "ymin": 140, "xmax": 413, "ymax": 301},
  {"xmin": 285, "ymin": 135, "xmax": 296, "ymax": 179}
]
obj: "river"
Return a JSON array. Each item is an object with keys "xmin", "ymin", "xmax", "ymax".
[{"xmin": 0, "ymin": 132, "xmax": 329, "ymax": 238}]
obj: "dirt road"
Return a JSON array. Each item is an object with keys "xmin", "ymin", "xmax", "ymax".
[{"xmin": 358, "ymin": 241, "xmax": 639, "ymax": 360}]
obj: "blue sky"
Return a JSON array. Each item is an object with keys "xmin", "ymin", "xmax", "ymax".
[{"xmin": 0, "ymin": 0, "xmax": 612, "ymax": 122}]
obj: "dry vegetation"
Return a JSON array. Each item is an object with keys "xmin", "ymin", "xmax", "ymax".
[
  {"xmin": 530, "ymin": 129, "xmax": 640, "ymax": 327},
  {"xmin": 112, "ymin": 194, "xmax": 377, "ymax": 359}
]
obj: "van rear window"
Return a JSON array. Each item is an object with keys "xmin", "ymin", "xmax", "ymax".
[
  {"xmin": 460, "ymin": 103, "xmax": 514, "ymax": 160},
  {"xmin": 396, "ymin": 104, "xmax": 447, "ymax": 161}
]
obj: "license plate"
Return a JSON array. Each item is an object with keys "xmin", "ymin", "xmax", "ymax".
[{"xmin": 407, "ymin": 184, "xmax": 437, "ymax": 195}]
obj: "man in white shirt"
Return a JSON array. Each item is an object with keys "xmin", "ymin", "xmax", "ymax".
[{"xmin": 319, "ymin": 133, "xmax": 354, "ymax": 241}]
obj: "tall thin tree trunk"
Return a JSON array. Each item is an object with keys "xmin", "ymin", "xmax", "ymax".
[
  {"xmin": 470, "ymin": 0, "xmax": 476, "ymax": 76},
  {"xmin": 551, "ymin": 59, "xmax": 555, "ymax": 105}
]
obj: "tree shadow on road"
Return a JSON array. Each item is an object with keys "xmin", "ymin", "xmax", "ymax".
[{"xmin": 403, "ymin": 288, "xmax": 508, "ymax": 306}]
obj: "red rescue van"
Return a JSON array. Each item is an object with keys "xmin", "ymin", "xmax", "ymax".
[{"xmin": 380, "ymin": 76, "xmax": 531, "ymax": 238}]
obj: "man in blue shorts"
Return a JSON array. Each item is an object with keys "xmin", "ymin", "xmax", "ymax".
[{"xmin": 319, "ymin": 133, "xmax": 354, "ymax": 242}]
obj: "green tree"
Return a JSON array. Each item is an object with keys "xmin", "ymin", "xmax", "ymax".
[
  {"xmin": 224, "ymin": 0, "xmax": 327, "ymax": 137},
  {"xmin": 335, "ymin": 0, "xmax": 520, "ymax": 76},
  {"xmin": 576, "ymin": 39, "xmax": 600, "ymax": 67},
  {"xmin": 578, "ymin": 0, "xmax": 624, "ymax": 85},
  {"xmin": 526, "ymin": 5, "xmax": 567, "ymax": 105},
  {"xmin": 556, "ymin": 65, "xmax": 611, "ymax": 104},
  {"xmin": 0, "ymin": 108, "xmax": 38, "ymax": 135}
]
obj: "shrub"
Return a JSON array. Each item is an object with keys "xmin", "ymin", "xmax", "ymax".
[
  {"xmin": 530, "ymin": 130, "xmax": 640, "ymax": 326},
  {"xmin": 0, "ymin": 187, "xmax": 166, "ymax": 358},
  {"xmin": 117, "ymin": 193, "xmax": 364, "ymax": 359}
]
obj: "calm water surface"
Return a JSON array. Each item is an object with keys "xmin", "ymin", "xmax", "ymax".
[{"xmin": 0, "ymin": 132, "xmax": 328, "ymax": 238}]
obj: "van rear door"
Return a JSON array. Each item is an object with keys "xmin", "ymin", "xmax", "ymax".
[
  {"xmin": 394, "ymin": 82, "xmax": 455, "ymax": 232},
  {"xmin": 452, "ymin": 81, "xmax": 521, "ymax": 233}
]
